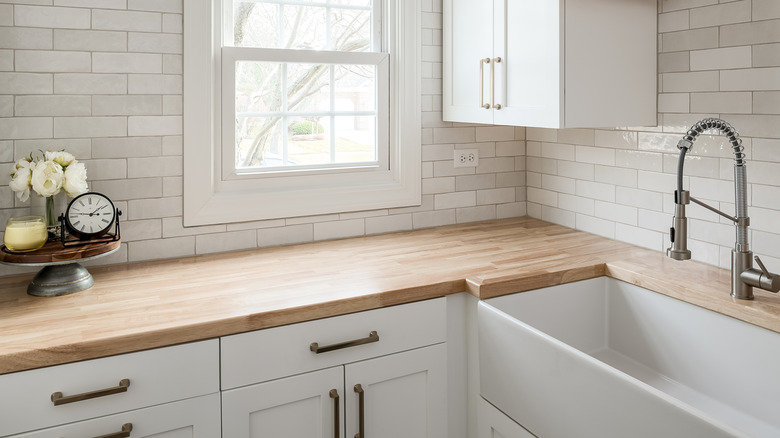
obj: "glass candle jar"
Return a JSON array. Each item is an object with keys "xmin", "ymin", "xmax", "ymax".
[{"xmin": 4, "ymin": 216, "xmax": 48, "ymax": 253}]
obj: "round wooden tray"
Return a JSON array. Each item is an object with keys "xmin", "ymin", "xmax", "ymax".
[{"xmin": 0, "ymin": 239, "xmax": 121, "ymax": 265}]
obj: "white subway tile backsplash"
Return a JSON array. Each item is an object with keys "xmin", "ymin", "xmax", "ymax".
[
  {"xmin": 0, "ymin": 117, "xmax": 52, "ymax": 140},
  {"xmin": 130, "ymin": 0, "xmax": 181, "ymax": 13},
  {"xmin": 0, "ymin": 50, "xmax": 11, "ymax": 72},
  {"xmin": 662, "ymin": 71, "xmax": 720, "ymax": 92},
  {"xmin": 93, "ymin": 95, "xmax": 161, "ymax": 116},
  {"xmin": 457, "ymin": 205, "xmax": 496, "ymax": 223},
  {"xmin": 128, "ymin": 33, "xmax": 182, "ymax": 54},
  {"xmin": 689, "ymin": 0, "xmax": 751, "ymax": 29},
  {"xmin": 54, "ymin": 29, "xmax": 127, "ymax": 52},
  {"xmin": 365, "ymin": 214, "xmax": 413, "ymax": 235},
  {"xmin": 54, "ymin": 73, "xmax": 127, "ymax": 94},
  {"xmin": 15, "ymin": 5, "xmax": 91, "ymax": 29},
  {"xmin": 196, "ymin": 230, "xmax": 257, "ymax": 255},
  {"xmin": 662, "ymin": 27, "xmax": 719, "ymax": 52},
  {"xmin": 689, "ymin": 46, "xmax": 751, "ymax": 71},
  {"xmin": 659, "ymin": 10, "xmax": 689, "ymax": 33},
  {"xmin": 128, "ymin": 236, "xmax": 194, "ymax": 262},
  {"xmin": 128, "ymin": 115, "xmax": 181, "ymax": 136},
  {"xmin": 0, "ymin": 27, "xmax": 52, "ymax": 50},
  {"xmin": 721, "ymin": 67, "xmax": 780, "ymax": 91},
  {"xmin": 720, "ymin": 20, "xmax": 780, "ymax": 47},
  {"xmin": 54, "ymin": 116, "xmax": 127, "ymax": 138},
  {"xmin": 258, "ymin": 224, "xmax": 313, "ymax": 247},
  {"xmin": 0, "ymin": 72, "xmax": 52, "ymax": 94},
  {"xmin": 15, "ymin": 95, "xmax": 91, "ymax": 116},
  {"xmin": 752, "ymin": 43, "xmax": 780, "ymax": 68},
  {"xmin": 16, "ymin": 50, "xmax": 91, "ymax": 73},
  {"xmin": 92, "ymin": 9, "xmax": 162, "ymax": 32},
  {"xmin": 0, "ymin": 5, "xmax": 11, "ymax": 26},
  {"xmin": 0, "ymin": 96, "xmax": 11, "ymax": 117}
]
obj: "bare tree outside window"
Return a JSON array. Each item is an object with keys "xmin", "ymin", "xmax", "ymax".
[{"xmin": 231, "ymin": 1, "xmax": 377, "ymax": 169}]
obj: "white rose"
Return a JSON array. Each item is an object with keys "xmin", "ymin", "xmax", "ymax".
[
  {"xmin": 63, "ymin": 162, "xmax": 88, "ymax": 197},
  {"xmin": 30, "ymin": 160, "xmax": 64, "ymax": 197},
  {"xmin": 9, "ymin": 165, "xmax": 31, "ymax": 202},
  {"xmin": 45, "ymin": 150, "xmax": 76, "ymax": 167}
]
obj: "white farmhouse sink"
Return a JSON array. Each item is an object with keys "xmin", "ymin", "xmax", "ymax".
[{"xmin": 479, "ymin": 277, "xmax": 780, "ymax": 438}]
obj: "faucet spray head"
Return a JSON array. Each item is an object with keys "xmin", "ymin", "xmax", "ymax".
[{"xmin": 668, "ymin": 190, "xmax": 692, "ymax": 260}]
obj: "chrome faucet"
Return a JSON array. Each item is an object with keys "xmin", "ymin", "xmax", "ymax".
[{"xmin": 667, "ymin": 118, "xmax": 780, "ymax": 300}]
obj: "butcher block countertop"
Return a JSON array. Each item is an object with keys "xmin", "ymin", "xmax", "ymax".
[{"xmin": 2, "ymin": 217, "xmax": 780, "ymax": 375}]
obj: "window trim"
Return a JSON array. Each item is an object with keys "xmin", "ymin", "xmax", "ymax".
[{"xmin": 183, "ymin": 0, "xmax": 421, "ymax": 226}]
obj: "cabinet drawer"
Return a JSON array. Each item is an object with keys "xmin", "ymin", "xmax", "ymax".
[
  {"xmin": 221, "ymin": 298, "xmax": 446, "ymax": 389},
  {"xmin": 8, "ymin": 393, "xmax": 221, "ymax": 438},
  {"xmin": 0, "ymin": 340, "xmax": 219, "ymax": 437}
]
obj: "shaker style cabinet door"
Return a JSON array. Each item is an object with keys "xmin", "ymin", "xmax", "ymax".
[
  {"xmin": 8, "ymin": 393, "xmax": 221, "ymax": 438},
  {"xmin": 345, "ymin": 344, "xmax": 447, "ymax": 438},
  {"xmin": 222, "ymin": 366, "xmax": 345, "ymax": 438}
]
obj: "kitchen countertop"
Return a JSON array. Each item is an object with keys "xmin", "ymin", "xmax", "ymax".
[{"xmin": 2, "ymin": 217, "xmax": 780, "ymax": 375}]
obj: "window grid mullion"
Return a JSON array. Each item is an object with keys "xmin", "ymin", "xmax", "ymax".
[
  {"xmin": 329, "ymin": 64, "xmax": 336, "ymax": 163},
  {"xmin": 281, "ymin": 62, "xmax": 289, "ymax": 165}
]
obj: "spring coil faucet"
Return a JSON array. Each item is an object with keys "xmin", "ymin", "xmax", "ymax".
[{"xmin": 668, "ymin": 118, "xmax": 780, "ymax": 300}]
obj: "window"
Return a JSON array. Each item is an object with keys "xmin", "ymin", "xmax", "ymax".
[{"xmin": 183, "ymin": 0, "xmax": 420, "ymax": 226}]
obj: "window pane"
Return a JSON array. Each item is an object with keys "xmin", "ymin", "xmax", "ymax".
[
  {"xmin": 232, "ymin": 0, "xmax": 372, "ymax": 52},
  {"xmin": 334, "ymin": 115, "xmax": 376, "ymax": 163},
  {"xmin": 234, "ymin": 60, "xmax": 378, "ymax": 170}
]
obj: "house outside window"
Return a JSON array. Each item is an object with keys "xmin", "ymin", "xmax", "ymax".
[{"xmin": 183, "ymin": 0, "xmax": 421, "ymax": 226}]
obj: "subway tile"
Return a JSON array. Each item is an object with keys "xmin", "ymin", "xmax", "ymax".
[
  {"xmin": 258, "ymin": 224, "xmax": 313, "ymax": 247},
  {"xmin": 432, "ymin": 160, "xmax": 474, "ymax": 177},
  {"xmin": 0, "ymin": 5, "xmax": 10, "ymax": 26},
  {"xmin": 0, "ymin": 96, "xmax": 11, "ymax": 117},
  {"xmin": 161, "ymin": 14, "xmax": 182, "ymax": 33},
  {"xmin": 526, "ymin": 128, "xmax": 557, "ymax": 142},
  {"xmin": 638, "ymin": 170, "xmax": 678, "ymax": 194},
  {"xmin": 127, "ymin": 196, "xmax": 182, "ymax": 220},
  {"xmin": 594, "ymin": 165, "xmax": 638, "ymax": 188},
  {"xmin": 476, "ymin": 126, "xmax": 515, "ymax": 142},
  {"xmin": 658, "ymin": 93, "xmax": 690, "ymax": 113},
  {"xmin": 0, "ymin": 50, "xmax": 11, "ymax": 71},
  {"xmin": 690, "ymin": 92, "xmax": 752, "ymax": 114},
  {"xmin": 754, "ymin": 0, "xmax": 780, "ymax": 20},
  {"xmin": 662, "ymin": 27, "xmax": 718, "ymax": 53},
  {"xmin": 0, "ymin": 72, "xmax": 52, "ymax": 94},
  {"xmin": 129, "ymin": 0, "xmax": 182, "ymax": 13},
  {"xmin": 92, "ymin": 137, "xmax": 162, "ymax": 159},
  {"xmin": 747, "ymin": 161, "xmax": 780, "ymax": 186},
  {"xmin": 753, "ymin": 91, "xmax": 780, "ymax": 114},
  {"xmin": 83, "ymin": 158, "xmax": 128, "ymax": 181},
  {"xmin": 128, "ymin": 74, "xmax": 181, "ymax": 94},
  {"xmin": 753, "ymin": 138, "xmax": 780, "ymax": 163},
  {"xmin": 662, "ymin": 0, "xmax": 717, "ymax": 13},
  {"xmin": 163, "ymin": 54, "xmax": 182, "ymax": 74},
  {"xmin": 615, "ymin": 223, "xmax": 663, "ymax": 251},
  {"xmin": 15, "ymin": 5, "xmax": 90, "ymax": 29},
  {"xmin": 15, "ymin": 95, "xmax": 91, "ymax": 117},
  {"xmin": 54, "ymin": 116, "xmax": 127, "ymax": 138},
  {"xmin": 412, "ymin": 209, "xmax": 456, "ymax": 229},
  {"xmin": 162, "ymin": 95, "xmax": 182, "ymax": 115},
  {"xmin": 689, "ymin": 46, "xmax": 751, "ymax": 71},
  {"xmin": 721, "ymin": 67, "xmax": 780, "ymax": 91},
  {"xmin": 54, "ymin": 73, "xmax": 127, "ymax": 94},
  {"xmin": 93, "ymin": 53, "xmax": 162, "ymax": 74},
  {"xmin": 434, "ymin": 191, "xmax": 476, "ymax": 209},
  {"xmin": 0, "ymin": 27, "xmax": 52, "ymax": 50},
  {"xmin": 495, "ymin": 171, "xmax": 524, "ymax": 188},
  {"xmin": 659, "ymin": 10, "xmax": 689, "ymax": 33},
  {"xmin": 540, "ymin": 206, "xmax": 575, "ymax": 229},
  {"xmin": 54, "ymin": 0, "xmax": 126, "ymax": 7},
  {"xmin": 721, "ymin": 20, "xmax": 780, "ymax": 47},
  {"xmin": 540, "ymin": 142, "xmax": 575, "ymax": 161},
  {"xmin": 93, "ymin": 95, "xmax": 162, "ymax": 116},
  {"xmin": 476, "ymin": 187, "xmax": 515, "ymax": 205},
  {"xmin": 576, "ymin": 214, "xmax": 615, "ymax": 239},
  {"xmin": 616, "ymin": 187, "xmax": 663, "ymax": 211},
  {"xmin": 721, "ymin": 114, "xmax": 780, "ymax": 138},
  {"xmin": 497, "ymin": 202, "xmax": 526, "ymax": 219},
  {"xmin": 196, "ymin": 230, "xmax": 256, "ymax": 255},
  {"xmin": 162, "ymin": 217, "xmax": 226, "ymax": 237},
  {"xmin": 527, "ymin": 187, "xmax": 557, "ymax": 207},
  {"xmin": 365, "ymin": 214, "xmax": 413, "ymax": 235},
  {"xmin": 558, "ymin": 161, "xmax": 594, "ymax": 181},
  {"xmin": 121, "ymin": 219, "xmax": 163, "ymax": 242},
  {"xmin": 594, "ymin": 201, "xmax": 637, "ymax": 226},
  {"xmin": 90, "ymin": 177, "xmax": 162, "ymax": 200},
  {"xmin": 93, "ymin": 9, "xmax": 161, "ymax": 32},
  {"xmin": 475, "ymin": 157, "xmax": 515, "ymax": 174},
  {"xmin": 128, "ymin": 156, "xmax": 181, "ymax": 178},
  {"xmin": 658, "ymin": 52, "xmax": 690, "ymax": 73},
  {"xmin": 162, "ymin": 176, "xmax": 181, "ymax": 196},
  {"xmin": 128, "ymin": 116, "xmax": 182, "ymax": 136},
  {"xmin": 558, "ymin": 193, "xmax": 594, "ymax": 215},
  {"xmin": 423, "ymin": 177, "xmax": 455, "ymax": 194},
  {"xmin": 753, "ymin": 43, "xmax": 780, "ymax": 68},
  {"xmin": 496, "ymin": 140, "xmax": 525, "ymax": 157},
  {"xmin": 15, "ymin": 139, "xmax": 90, "ymax": 160},
  {"xmin": 557, "ymin": 128, "xmax": 594, "ymax": 146},
  {"xmin": 313, "ymin": 218, "xmax": 365, "ymax": 241},
  {"xmin": 455, "ymin": 174, "xmax": 494, "ymax": 191},
  {"xmin": 0, "ymin": 117, "xmax": 52, "ymax": 140},
  {"xmin": 433, "ymin": 127, "xmax": 475, "ymax": 144},
  {"xmin": 575, "ymin": 146, "xmax": 615, "ymax": 166},
  {"xmin": 662, "ymin": 71, "xmax": 719, "ymax": 92},
  {"xmin": 752, "ymin": 184, "xmax": 780, "ymax": 210},
  {"xmin": 575, "ymin": 180, "xmax": 616, "ymax": 202},
  {"xmin": 16, "ymin": 50, "xmax": 91, "ymax": 72},
  {"xmin": 128, "ymin": 236, "xmax": 194, "ymax": 262},
  {"xmin": 689, "ymin": 0, "xmax": 751, "ymax": 28},
  {"xmin": 128, "ymin": 32, "xmax": 182, "ymax": 54},
  {"xmin": 456, "ymin": 205, "xmax": 496, "ymax": 223},
  {"xmin": 161, "ymin": 135, "xmax": 182, "ymax": 155},
  {"xmin": 54, "ymin": 29, "xmax": 127, "ymax": 52},
  {"xmin": 541, "ymin": 174, "xmax": 575, "ymax": 194}
]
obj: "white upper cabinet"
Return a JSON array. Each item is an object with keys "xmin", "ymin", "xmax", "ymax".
[{"xmin": 443, "ymin": 0, "xmax": 657, "ymax": 129}]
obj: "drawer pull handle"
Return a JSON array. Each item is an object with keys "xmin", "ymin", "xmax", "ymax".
[
  {"xmin": 310, "ymin": 331, "xmax": 379, "ymax": 354},
  {"xmin": 51, "ymin": 379, "xmax": 130, "ymax": 406},
  {"xmin": 330, "ymin": 389, "xmax": 340, "ymax": 438},
  {"xmin": 354, "ymin": 384, "xmax": 365, "ymax": 438},
  {"xmin": 93, "ymin": 423, "xmax": 132, "ymax": 438}
]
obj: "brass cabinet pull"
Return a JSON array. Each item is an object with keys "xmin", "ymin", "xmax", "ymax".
[
  {"xmin": 354, "ymin": 384, "xmax": 365, "ymax": 438},
  {"xmin": 330, "ymin": 389, "xmax": 340, "ymax": 438},
  {"xmin": 310, "ymin": 331, "xmax": 379, "ymax": 354},
  {"xmin": 479, "ymin": 58, "xmax": 491, "ymax": 109},
  {"xmin": 93, "ymin": 423, "xmax": 132, "ymax": 438},
  {"xmin": 491, "ymin": 57, "xmax": 502, "ymax": 110},
  {"xmin": 51, "ymin": 379, "xmax": 130, "ymax": 406}
]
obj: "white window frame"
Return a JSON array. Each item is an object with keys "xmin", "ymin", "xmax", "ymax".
[{"xmin": 183, "ymin": 0, "xmax": 421, "ymax": 226}]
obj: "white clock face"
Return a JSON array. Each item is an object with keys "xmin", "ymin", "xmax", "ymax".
[{"xmin": 67, "ymin": 193, "xmax": 115, "ymax": 236}]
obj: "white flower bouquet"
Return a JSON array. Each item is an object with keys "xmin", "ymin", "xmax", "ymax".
[
  {"xmin": 9, "ymin": 150, "xmax": 89, "ymax": 233},
  {"xmin": 9, "ymin": 150, "xmax": 88, "ymax": 202}
]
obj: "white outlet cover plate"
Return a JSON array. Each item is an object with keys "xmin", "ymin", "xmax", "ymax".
[{"xmin": 454, "ymin": 149, "xmax": 479, "ymax": 168}]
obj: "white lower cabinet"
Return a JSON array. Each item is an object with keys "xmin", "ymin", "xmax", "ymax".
[
  {"xmin": 220, "ymin": 298, "xmax": 449, "ymax": 438},
  {"xmin": 9, "ymin": 393, "xmax": 221, "ymax": 438},
  {"xmin": 477, "ymin": 397, "xmax": 535, "ymax": 438}
]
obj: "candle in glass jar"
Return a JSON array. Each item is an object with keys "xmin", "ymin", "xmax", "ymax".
[{"xmin": 4, "ymin": 216, "xmax": 48, "ymax": 252}]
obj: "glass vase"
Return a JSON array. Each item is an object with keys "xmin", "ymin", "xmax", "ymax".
[{"xmin": 30, "ymin": 193, "xmax": 67, "ymax": 241}]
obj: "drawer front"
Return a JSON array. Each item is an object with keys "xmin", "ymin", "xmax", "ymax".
[
  {"xmin": 221, "ymin": 298, "xmax": 447, "ymax": 389},
  {"xmin": 0, "ymin": 340, "xmax": 219, "ymax": 436},
  {"xmin": 8, "ymin": 393, "xmax": 221, "ymax": 438}
]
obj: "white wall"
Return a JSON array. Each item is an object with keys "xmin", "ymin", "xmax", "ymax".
[{"xmin": 1, "ymin": 0, "xmax": 779, "ymax": 278}]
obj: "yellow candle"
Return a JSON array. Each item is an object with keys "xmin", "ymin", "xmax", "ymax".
[{"xmin": 4, "ymin": 216, "xmax": 48, "ymax": 252}]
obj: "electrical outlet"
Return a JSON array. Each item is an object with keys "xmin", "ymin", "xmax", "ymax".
[{"xmin": 454, "ymin": 149, "xmax": 479, "ymax": 168}]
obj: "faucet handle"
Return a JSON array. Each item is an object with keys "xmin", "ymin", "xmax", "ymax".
[{"xmin": 754, "ymin": 256, "xmax": 780, "ymax": 293}]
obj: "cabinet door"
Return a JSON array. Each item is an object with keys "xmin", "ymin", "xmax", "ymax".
[
  {"xmin": 477, "ymin": 397, "xmax": 535, "ymax": 438},
  {"xmin": 345, "ymin": 344, "xmax": 447, "ymax": 438},
  {"xmin": 443, "ymin": 0, "xmax": 495, "ymax": 124},
  {"xmin": 222, "ymin": 366, "xmax": 344, "ymax": 438},
  {"xmin": 494, "ymin": 0, "xmax": 562, "ymax": 128},
  {"xmin": 9, "ymin": 393, "xmax": 221, "ymax": 438}
]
